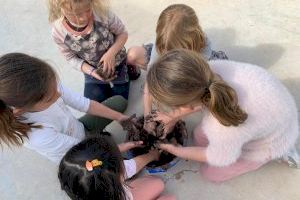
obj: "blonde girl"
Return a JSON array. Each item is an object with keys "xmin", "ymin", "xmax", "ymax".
[
  {"xmin": 147, "ymin": 49, "xmax": 299, "ymax": 182},
  {"xmin": 48, "ymin": 0, "xmax": 140, "ymax": 103},
  {"xmin": 125, "ymin": 4, "xmax": 227, "ymax": 133}
]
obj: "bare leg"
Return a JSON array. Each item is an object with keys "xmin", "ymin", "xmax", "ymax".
[
  {"xmin": 127, "ymin": 46, "xmax": 148, "ymax": 70},
  {"xmin": 157, "ymin": 195, "xmax": 177, "ymax": 200},
  {"xmin": 201, "ymin": 159, "xmax": 267, "ymax": 183},
  {"xmin": 128, "ymin": 175, "xmax": 165, "ymax": 200}
]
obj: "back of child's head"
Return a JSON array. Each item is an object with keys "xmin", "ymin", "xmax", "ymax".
[
  {"xmin": 58, "ymin": 135, "xmax": 127, "ymax": 200},
  {"xmin": 147, "ymin": 49, "xmax": 248, "ymax": 127},
  {"xmin": 155, "ymin": 4, "xmax": 206, "ymax": 55},
  {"xmin": 0, "ymin": 53, "xmax": 57, "ymax": 146},
  {"xmin": 48, "ymin": 0, "xmax": 109, "ymax": 23}
]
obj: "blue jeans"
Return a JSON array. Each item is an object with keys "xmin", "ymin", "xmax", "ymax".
[{"xmin": 84, "ymin": 80, "xmax": 130, "ymax": 103}]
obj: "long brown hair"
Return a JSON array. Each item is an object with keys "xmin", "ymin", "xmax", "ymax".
[
  {"xmin": 48, "ymin": 0, "xmax": 109, "ymax": 23},
  {"xmin": 155, "ymin": 4, "xmax": 206, "ymax": 55},
  {"xmin": 147, "ymin": 49, "xmax": 248, "ymax": 126},
  {"xmin": 0, "ymin": 53, "xmax": 57, "ymax": 146}
]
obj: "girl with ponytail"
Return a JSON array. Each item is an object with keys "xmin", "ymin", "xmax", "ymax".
[
  {"xmin": 0, "ymin": 53, "xmax": 129, "ymax": 163},
  {"xmin": 58, "ymin": 135, "xmax": 175, "ymax": 200},
  {"xmin": 147, "ymin": 49, "xmax": 299, "ymax": 182}
]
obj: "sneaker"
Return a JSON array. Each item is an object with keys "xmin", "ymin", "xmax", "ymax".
[
  {"xmin": 127, "ymin": 65, "xmax": 141, "ymax": 80},
  {"xmin": 279, "ymin": 147, "xmax": 300, "ymax": 169}
]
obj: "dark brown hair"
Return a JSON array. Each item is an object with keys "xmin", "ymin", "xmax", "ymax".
[
  {"xmin": 58, "ymin": 135, "xmax": 127, "ymax": 200},
  {"xmin": 0, "ymin": 53, "xmax": 57, "ymax": 146},
  {"xmin": 147, "ymin": 49, "xmax": 248, "ymax": 126}
]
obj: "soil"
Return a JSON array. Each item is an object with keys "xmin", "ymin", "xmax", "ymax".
[
  {"xmin": 95, "ymin": 62, "xmax": 116, "ymax": 80},
  {"xmin": 120, "ymin": 114, "xmax": 188, "ymax": 168}
]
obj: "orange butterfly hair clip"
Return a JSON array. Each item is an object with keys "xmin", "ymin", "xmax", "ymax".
[{"xmin": 85, "ymin": 159, "xmax": 103, "ymax": 171}]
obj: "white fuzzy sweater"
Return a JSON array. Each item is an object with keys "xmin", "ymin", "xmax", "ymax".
[{"xmin": 197, "ymin": 60, "xmax": 299, "ymax": 167}]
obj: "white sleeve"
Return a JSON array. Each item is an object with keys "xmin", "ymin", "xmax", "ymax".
[
  {"xmin": 148, "ymin": 42, "xmax": 159, "ymax": 69},
  {"xmin": 123, "ymin": 159, "xmax": 137, "ymax": 179},
  {"xmin": 51, "ymin": 25, "xmax": 85, "ymax": 71},
  {"xmin": 59, "ymin": 84, "xmax": 90, "ymax": 112},
  {"xmin": 24, "ymin": 127, "xmax": 81, "ymax": 164}
]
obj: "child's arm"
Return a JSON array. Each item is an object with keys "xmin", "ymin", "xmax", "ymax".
[
  {"xmin": 154, "ymin": 105, "xmax": 203, "ymax": 135},
  {"xmin": 143, "ymin": 82, "xmax": 153, "ymax": 117},
  {"xmin": 143, "ymin": 83, "xmax": 156, "ymax": 133},
  {"xmin": 133, "ymin": 149, "xmax": 160, "ymax": 173},
  {"xmin": 100, "ymin": 32, "xmax": 128, "ymax": 75},
  {"xmin": 158, "ymin": 143, "xmax": 207, "ymax": 162},
  {"xmin": 100, "ymin": 12, "xmax": 128, "ymax": 76},
  {"xmin": 87, "ymin": 100, "xmax": 128, "ymax": 122},
  {"xmin": 123, "ymin": 149, "xmax": 159, "ymax": 179},
  {"xmin": 118, "ymin": 141, "xmax": 143, "ymax": 153}
]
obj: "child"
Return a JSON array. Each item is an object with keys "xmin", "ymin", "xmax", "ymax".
[
  {"xmin": 126, "ymin": 4, "xmax": 227, "ymax": 133},
  {"xmin": 147, "ymin": 49, "xmax": 299, "ymax": 182},
  {"xmin": 48, "ymin": 0, "xmax": 140, "ymax": 103},
  {"xmin": 127, "ymin": 4, "xmax": 228, "ymax": 69},
  {"xmin": 0, "ymin": 53, "xmax": 129, "ymax": 164},
  {"xmin": 59, "ymin": 135, "xmax": 176, "ymax": 200}
]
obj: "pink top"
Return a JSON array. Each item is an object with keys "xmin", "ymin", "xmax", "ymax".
[{"xmin": 198, "ymin": 60, "xmax": 299, "ymax": 167}]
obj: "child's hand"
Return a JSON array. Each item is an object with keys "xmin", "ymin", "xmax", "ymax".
[
  {"xmin": 143, "ymin": 121, "xmax": 156, "ymax": 135},
  {"xmin": 91, "ymin": 69, "xmax": 117, "ymax": 82},
  {"xmin": 99, "ymin": 51, "xmax": 116, "ymax": 78},
  {"xmin": 118, "ymin": 141, "xmax": 144, "ymax": 153},
  {"xmin": 152, "ymin": 111, "xmax": 178, "ymax": 137},
  {"xmin": 160, "ymin": 120, "xmax": 177, "ymax": 139},
  {"xmin": 156, "ymin": 142, "xmax": 181, "ymax": 157},
  {"xmin": 148, "ymin": 148, "xmax": 160, "ymax": 161}
]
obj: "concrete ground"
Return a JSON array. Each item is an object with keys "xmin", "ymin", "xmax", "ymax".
[{"xmin": 1, "ymin": 0, "xmax": 300, "ymax": 199}]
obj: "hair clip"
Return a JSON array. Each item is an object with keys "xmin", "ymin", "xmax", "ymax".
[{"xmin": 85, "ymin": 159, "xmax": 103, "ymax": 171}]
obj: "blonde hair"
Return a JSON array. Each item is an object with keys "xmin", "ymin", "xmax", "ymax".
[
  {"xmin": 147, "ymin": 49, "xmax": 248, "ymax": 127},
  {"xmin": 155, "ymin": 4, "xmax": 206, "ymax": 55},
  {"xmin": 48, "ymin": 0, "xmax": 109, "ymax": 22}
]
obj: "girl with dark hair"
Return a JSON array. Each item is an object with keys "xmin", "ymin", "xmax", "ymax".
[
  {"xmin": 0, "ymin": 53, "xmax": 128, "ymax": 163},
  {"xmin": 59, "ymin": 135, "xmax": 176, "ymax": 200},
  {"xmin": 147, "ymin": 49, "xmax": 299, "ymax": 182}
]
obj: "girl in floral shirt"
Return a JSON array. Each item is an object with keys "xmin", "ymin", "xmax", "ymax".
[{"xmin": 48, "ymin": 0, "xmax": 139, "ymax": 103}]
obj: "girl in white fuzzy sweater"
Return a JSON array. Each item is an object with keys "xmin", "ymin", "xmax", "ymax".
[{"xmin": 146, "ymin": 49, "xmax": 299, "ymax": 183}]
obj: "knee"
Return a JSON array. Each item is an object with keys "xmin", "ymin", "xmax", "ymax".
[
  {"xmin": 147, "ymin": 175, "xmax": 165, "ymax": 194},
  {"xmin": 103, "ymin": 95, "xmax": 128, "ymax": 113},
  {"xmin": 157, "ymin": 194, "xmax": 177, "ymax": 200},
  {"xmin": 127, "ymin": 47, "xmax": 139, "ymax": 65},
  {"xmin": 114, "ymin": 96, "xmax": 128, "ymax": 113}
]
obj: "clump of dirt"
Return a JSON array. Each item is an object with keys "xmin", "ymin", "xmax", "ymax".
[
  {"xmin": 95, "ymin": 62, "xmax": 116, "ymax": 80},
  {"xmin": 120, "ymin": 113, "xmax": 188, "ymax": 168}
]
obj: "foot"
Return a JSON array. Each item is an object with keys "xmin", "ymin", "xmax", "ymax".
[
  {"xmin": 127, "ymin": 65, "xmax": 141, "ymax": 80},
  {"xmin": 279, "ymin": 147, "xmax": 300, "ymax": 169}
]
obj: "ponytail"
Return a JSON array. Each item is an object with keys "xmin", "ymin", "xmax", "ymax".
[
  {"xmin": 0, "ymin": 53, "xmax": 53, "ymax": 147},
  {"xmin": 0, "ymin": 100, "xmax": 40, "ymax": 146},
  {"xmin": 147, "ymin": 49, "xmax": 248, "ymax": 127},
  {"xmin": 206, "ymin": 79, "xmax": 248, "ymax": 126}
]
